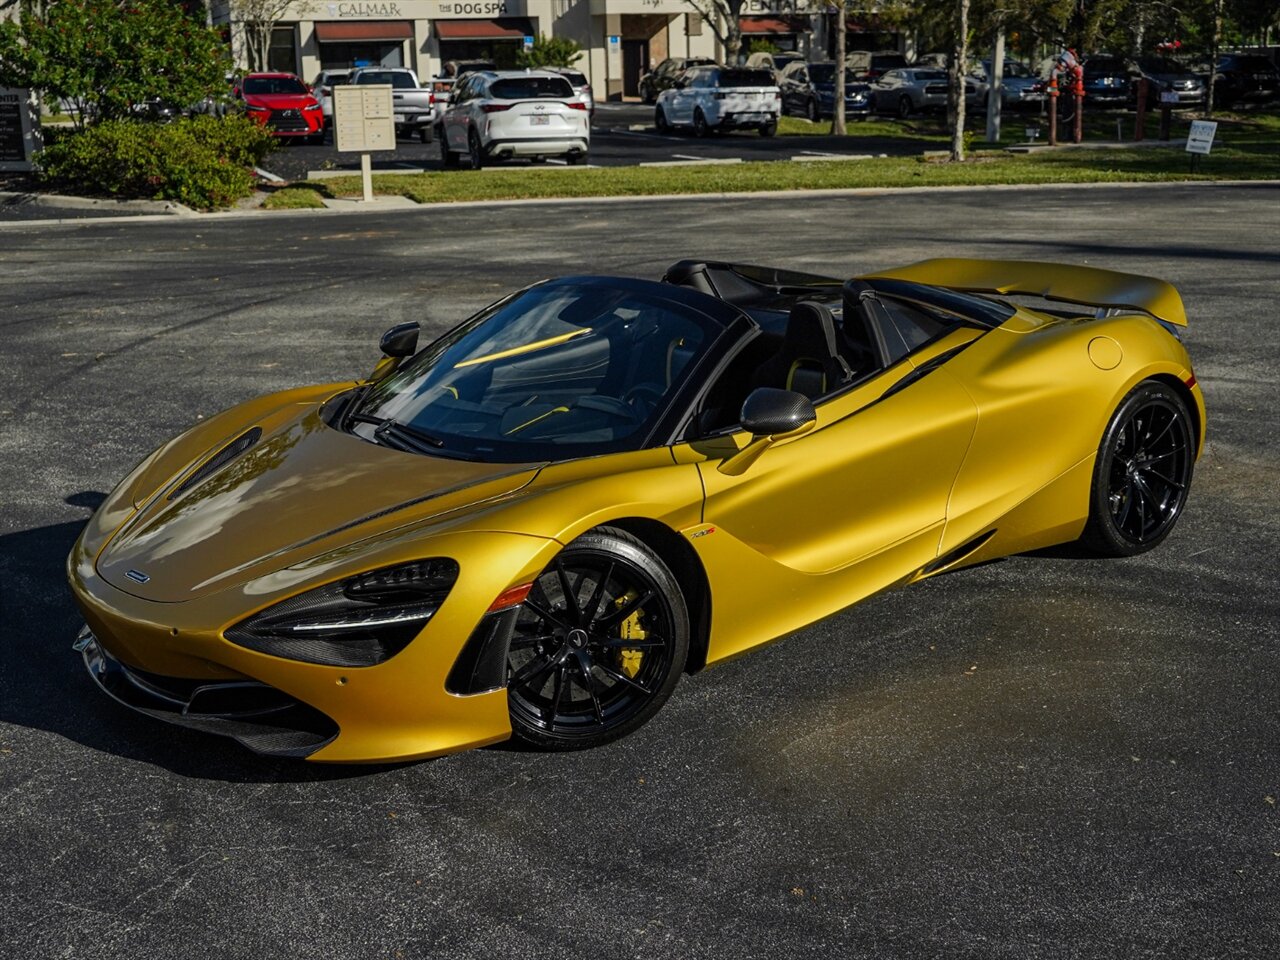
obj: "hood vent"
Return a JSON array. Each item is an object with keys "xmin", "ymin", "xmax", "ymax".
[{"xmin": 168, "ymin": 427, "xmax": 262, "ymax": 500}]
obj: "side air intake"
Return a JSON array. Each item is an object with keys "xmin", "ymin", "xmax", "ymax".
[{"xmin": 168, "ymin": 427, "xmax": 262, "ymax": 500}]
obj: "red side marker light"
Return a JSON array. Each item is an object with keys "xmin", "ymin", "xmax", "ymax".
[
  {"xmin": 488, "ymin": 582, "xmax": 533, "ymax": 612},
  {"xmin": 1184, "ymin": 373, "xmax": 1197, "ymax": 389}
]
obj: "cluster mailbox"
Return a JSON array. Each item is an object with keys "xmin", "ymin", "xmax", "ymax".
[{"xmin": 333, "ymin": 84, "xmax": 395, "ymax": 203}]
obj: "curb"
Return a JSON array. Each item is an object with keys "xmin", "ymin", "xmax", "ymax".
[
  {"xmin": 0, "ymin": 190, "xmax": 194, "ymax": 217},
  {"xmin": 1, "ymin": 178, "xmax": 1276, "ymax": 229}
]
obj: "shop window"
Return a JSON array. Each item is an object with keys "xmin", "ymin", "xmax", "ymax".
[{"xmin": 268, "ymin": 25, "xmax": 298, "ymax": 74}]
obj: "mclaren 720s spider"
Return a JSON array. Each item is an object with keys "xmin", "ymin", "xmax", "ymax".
[{"xmin": 69, "ymin": 258, "xmax": 1205, "ymax": 762}]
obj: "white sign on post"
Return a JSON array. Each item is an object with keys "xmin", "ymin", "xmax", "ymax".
[
  {"xmin": 333, "ymin": 83, "xmax": 395, "ymax": 202},
  {"xmin": 0, "ymin": 87, "xmax": 42, "ymax": 173},
  {"xmin": 1185, "ymin": 119, "xmax": 1217, "ymax": 155}
]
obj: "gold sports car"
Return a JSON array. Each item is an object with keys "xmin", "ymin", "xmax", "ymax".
[{"xmin": 69, "ymin": 258, "xmax": 1205, "ymax": 762}]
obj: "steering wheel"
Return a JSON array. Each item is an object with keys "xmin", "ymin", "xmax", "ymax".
[
  {"xmin": 573, "ymin": 395, "xmax": 642, "ymax": 423},
  {"xmin": 621, "ymin": 383, "xmax": 666, "ymax": 418}
]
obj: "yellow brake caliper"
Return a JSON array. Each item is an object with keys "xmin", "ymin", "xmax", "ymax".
[{"xmin": 615, "ymin": 590, "xmax": 645, "ymax": 679}]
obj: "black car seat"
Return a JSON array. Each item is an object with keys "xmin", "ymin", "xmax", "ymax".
[{"xmin": 751, "ymin": 301, "xmax": 853, "ymax": 399}]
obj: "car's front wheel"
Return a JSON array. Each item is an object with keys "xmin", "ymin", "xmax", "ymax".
[
  {"xmin": 507, "ymin": 527, "xmax": 690, "ymax": 750},
  {"xmin": 806, "ymin": 97, "xmax": 819, "ymax": 122},
  {"xmin": 655, "ymin": 105, "xmax": 670, "ymax": 133},
  {"xmin": 1081, "ymin": 380, "xmax": 1195, "ymax": 556},
  {"xmin": 897, "ymin": 94, "xmax": 913, "ymax": 119}
]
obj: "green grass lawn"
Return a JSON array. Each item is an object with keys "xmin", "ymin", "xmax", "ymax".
[
  {"xmin": 302, "ymin": 110, "xmax": 1278, "ymax": 207},
  {"xmin": 261, "ymin": 185, "xmax": 328, "ymax": 210}
]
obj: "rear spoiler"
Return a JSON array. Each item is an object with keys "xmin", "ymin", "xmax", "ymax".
[{"xmin": 858, "ymin": 258, "xmax": 1187, "ymax": 327}]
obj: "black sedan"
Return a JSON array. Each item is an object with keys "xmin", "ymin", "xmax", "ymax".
[{"xmin": 779, "ymin": 61, "xmax": 871, "ymax": 120}]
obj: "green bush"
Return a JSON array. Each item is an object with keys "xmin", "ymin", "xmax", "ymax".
[{"xmin": 36, "ymin": 115, "xmax": 279, "ymax": 210}]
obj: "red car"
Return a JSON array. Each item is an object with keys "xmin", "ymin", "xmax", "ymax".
[{"xmin": 234, "ymin": 72, "xmax": 325, "ymax": 143}]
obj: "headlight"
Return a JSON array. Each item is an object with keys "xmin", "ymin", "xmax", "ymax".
[{"xmin": 225, "ymin": 559, "xmax": 460, "ymax": 667}]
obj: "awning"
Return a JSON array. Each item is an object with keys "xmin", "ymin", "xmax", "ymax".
[
  {"xmin": 314, "ymin": 21, "xmax": 413, "ymax": 42},
  {"xmin": 434, "ymin": 18, "xmax": 535, "ymax": 41},
  {"xmin": 740, "ymin": 15, "xmax": 809, "ymax": 35}
]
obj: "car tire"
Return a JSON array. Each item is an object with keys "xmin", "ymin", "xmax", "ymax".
[
  {"xmin": 566, "ymin": 152, "xmax": 586, "ymax": 165},
  {"xmin": 897, "ymin": 94, "xmax": 913, "ymax": 119},
  {"xmin": 467, "ymin": 129, "xmax": 484, "ymax": 170},
  {"xmin": 418, "ymin": 125, "xmax": 432, "ymax": 144},
  {"xmin": 440, "ymin": 131, "xmax": 458, "ymax": 168},
  {"xmin": 507, "ymin": 527, "xmax": 690, "ymax": 751},
  {"xmin": 655, "ymin": 105, "xmax": 670, "ymax": 133},
  {"xmin": 759, "ymin": 119, "xmax": 777, "ymax": 137},
  {"xmin": 642, "ymin": 84, "xmax": 655, "ymax": 105},
  {"xmin": 806, "ymin": 97, "xmax": 819, "ymax": 122},
  {"xmin": 1080, "ymin": 380, "xmax": 1195, "ymax": 557},
  {"xmin": 693, "ymin": 108, "xmax": 710, "ymax": 138}
]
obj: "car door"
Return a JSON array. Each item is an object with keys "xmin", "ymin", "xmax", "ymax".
[
  {"xmin": 665, "ymin": 70, "xmax": 693, "ymax": 124},
  {"xmin": 445, "ymin": 77, "xmax": 472, "ymax": 149},
  {"xmin": 674, "ymin": 321, "xmax": 981, "ymax": 663}
]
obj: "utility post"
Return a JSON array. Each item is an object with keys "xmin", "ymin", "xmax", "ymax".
[{"xmin": 985, "ymin": 27, "xmax": 1004, "ymax": 145}]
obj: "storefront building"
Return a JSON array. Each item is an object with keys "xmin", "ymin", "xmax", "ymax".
[
  {"xmin": 213, "ymin": 1, "xmax": 898, "ymax": 97},
  {"xmin": 215, "ymin": 0, "xmax": 715, "ymax": 96}
]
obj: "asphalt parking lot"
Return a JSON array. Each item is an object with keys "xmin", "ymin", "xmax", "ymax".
[
  {"xmin": 259, "ymin": 102, "xmax": 942, "ymax": 181},
  {"xmin": 2, "ymin": 183, "xmax": 1278, "ymax": 959}
]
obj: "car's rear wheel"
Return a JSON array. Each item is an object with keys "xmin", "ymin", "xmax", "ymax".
[
  {"xmin": 655, "ymin": 105, "xmax": 670, "ymax": 133},
  {"xmin": 507, "ymin": 527, "xmax": 689, "ymax": 750},
  {"xmin": 759, "ymin": 119, "xmax": 777, "ymax": 137},
  {"xmin": 418, "ymin": 125, "xmax": 432, "ymax": 144},
  {"xmin": 1081, "ymin": 380, "xmax": 1195, "ymax": 556},
  {"xmin": 806, "ymin": 97, "xmax": 819, "ymax": 122},
  {"xmin": 693, "ymin": 108, "xmax": 710, "ymax": 137},
  {"xmin": 566, "ymin": 151, "xmax": 586, "ymax": 165},
  {"xmin": 467, "ymin": 129, "xmax": 485, "ymax": 170},
  {"xmin": 897, "ymin": 94, "xmax": 913, "ymax": 119}
]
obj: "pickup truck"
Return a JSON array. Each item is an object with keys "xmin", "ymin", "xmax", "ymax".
[{"xmin": 349, "ymin": 67, "xmax": 436, "ymax": 142}]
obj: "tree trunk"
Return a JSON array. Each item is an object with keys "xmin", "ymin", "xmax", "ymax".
[
  {"xmin": 833, "ymin": 3, "xmax": 846, "ymax": 135},
  {"xmin": 950, "ymin": 0, "xmax": 969, "ymax": 162}
]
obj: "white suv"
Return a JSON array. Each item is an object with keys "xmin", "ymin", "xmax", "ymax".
[
  {"xmin": 655, "ymin": 66, "xmax": 780, "ymax": 137},
  {"xmin": 440, "ymin": 70, "xmax": 590, "ymax": 169}
]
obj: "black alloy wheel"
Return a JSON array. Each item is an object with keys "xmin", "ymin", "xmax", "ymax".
[
  {"xmin": 693, "ymin": 108, "xmax": 710, "ymax": 138},
  {"xmin": 467, "ymin": 129, "xmax": 485, "ymax": 170},
  {"xmin": 897, "ymin": 94, "xmax": 913, "ymax": 119},
  {"xmin": 1082, "ymin": 380, "xmax": 1195, "ymax": 556},
  {"xmin": 507, "ymin": 527, "xmax": 689, "ymax": 750}
]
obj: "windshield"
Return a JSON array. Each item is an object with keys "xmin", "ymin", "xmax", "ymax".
[
  {"xmin": 356, "ymin": 71, "xmax": 418, "ymax": 89},
  {"xmin": 490, "ymin": 77, "xmax": 575, "ymax": 99},
  {"xmin": 1141, "ymin": 57, "xmax": 1189, "ymax": 74},
  {"xmin": 718, "ymin": 69, "xmax": 775, "ymax": 88},
  {"xmin": 350, "ymin": 280, "xmax": 722, "ymax": 461},
  {"xmin": 809, "ymin": 65, "xmax": 857, "ymax": 84},
  {"xmin": 244, "ymin": 76, "xmax": 308, "ymax": 96}
]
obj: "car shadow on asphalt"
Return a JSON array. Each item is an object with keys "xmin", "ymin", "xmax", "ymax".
[{"xmin": 0, "ymin": 497, "xmax": 410, "ymax": 783}]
